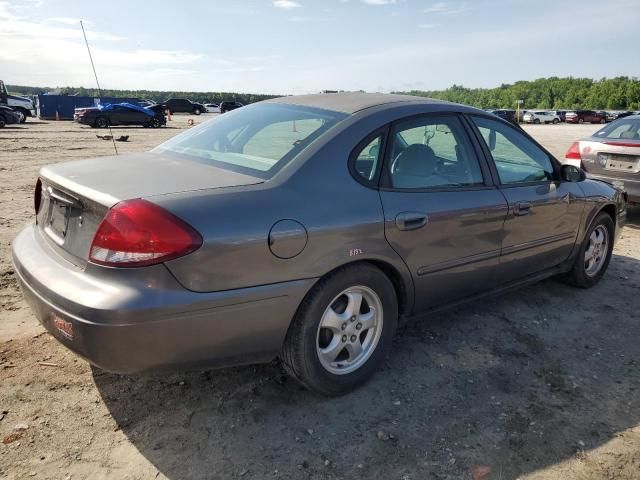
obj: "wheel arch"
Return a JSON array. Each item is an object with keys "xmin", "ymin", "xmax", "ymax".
[
  {"xmin": 579, "ymin": 201, "xmax": 618, "ymax": 248},
  {"xmin": 599, "ymin": 203, "xmax": 617, "ymax": 226},
  {"xmin": 301, "ymin": 258, "xmax": 414, "ymax": 319}
]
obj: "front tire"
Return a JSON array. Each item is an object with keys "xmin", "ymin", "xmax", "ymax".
[
  {"xmin": 280, "ymin": 264, "xmax": 398, "ymax": 396},
  {"xmin": 194, "ymin": 108, "xmax": 201, "ymax": 115},
  {"xmin": 149, "ymin": 117, "xmax": 162, "ymax": 128},
  {"xmin": 564, "ymin": 212, "xmax": 614, "ymax": 288},
  {"xmin": 95, "ymin": 116, "xmax": 108, "ymax": 128}
]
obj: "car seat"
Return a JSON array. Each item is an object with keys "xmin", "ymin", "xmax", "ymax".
[{"xmin": 391, "ymin": 144, "xmax": 449, "ymax": 188}]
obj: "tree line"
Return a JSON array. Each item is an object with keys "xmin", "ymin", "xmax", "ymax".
[
  {"xmin": 399, "ymin": 77, "xmax": 640, "ymax": 111},
  {"xmin": 8, "ymin": 76, "xmax": 640, "ymax": 110},
  {"xmin": 6, "ymin": 85, "xmax": 280, "ymax": 105}
]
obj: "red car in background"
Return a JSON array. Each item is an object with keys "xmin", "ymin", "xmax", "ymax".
[{"xmin": 566, "ymin": 110, "xmax": 607, "ymax": 124}]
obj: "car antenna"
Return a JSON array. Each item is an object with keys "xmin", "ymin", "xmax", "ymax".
[{"xmin": 80, "ymin": 20, "xmax": 118, "ymax": 155}]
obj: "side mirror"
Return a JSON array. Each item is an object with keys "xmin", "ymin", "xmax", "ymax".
[{"xmin": 560, "ymin": 164, "xmax": 586, "ymax": 182}]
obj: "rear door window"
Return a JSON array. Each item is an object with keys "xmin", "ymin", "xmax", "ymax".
[
  {"xmin": 387, "ymin": 114, "xmax": 485, "ymax": 189},
  {"xmin": 352, "ymin": 134, "xmax": 383, "ymax": 183}
]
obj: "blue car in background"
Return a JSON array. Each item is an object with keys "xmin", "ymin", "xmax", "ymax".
[{"xmin": 76, "ymin": 102, "xmax": 167, "ymax": 128}]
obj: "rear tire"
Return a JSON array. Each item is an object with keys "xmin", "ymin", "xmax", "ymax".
[
  {"xmin": 564, "ymin": 212, "xmax": 614, "ymax": 288},
  {"xmin": 578, "ymin": 118, "xmax": 584, "ymax": 124},
  {"xmin": 553, "ymin": 118, "xmax": 559, "ymax": 124},
  {"xmin": 534, "ymin": 118, "xmax": 541, "ymax": 124},
  {"xmin": 280, "ymin": 264, "xmax": 398, "ymax": 396},
  {"xmin": 0, "ymin": 117, "xmax": 5, "ymax": 128}
]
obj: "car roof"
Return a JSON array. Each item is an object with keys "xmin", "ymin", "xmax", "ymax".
[{"xmin": 263, "ymin": 92, "xmax": 454, "ymax": 114}]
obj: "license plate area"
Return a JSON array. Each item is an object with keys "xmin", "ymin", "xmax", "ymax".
[
  {"xmin": 41, "ymin": 186, "xmax": 81, "ymax": 246},
  {"xmin": 600, "ymin": 153, "xmax": 639, "ymax": 172}
]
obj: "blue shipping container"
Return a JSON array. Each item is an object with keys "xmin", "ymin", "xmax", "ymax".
[{"xmin": 37, "ymin": 95, "xmax": 143, "ymax": 120}]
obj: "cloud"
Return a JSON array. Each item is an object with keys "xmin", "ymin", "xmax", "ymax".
[
  {"xmin": 288, "ymin": 15, "xmax": 333, "ymax": 22},
  {"xmin": 272, "ymin": 0, "xmax": 301, "ymax": 9},
  {"xmin": 0, "ymin": 1, "xmax": 18, "ymax": 20},
  {"xmin": 418, "ymin": 23, "xmax": 435, "ymax": 29},
  {"xmin": 0, "ymin": 2, "xmax": 216, "ymax": 89},
  {"xmin": 424, "ymin": 2, "xmax": 469, "ymax": 15},
  {"xmin": 361, "ymin": 0, "xmax": 396, "ymax": 4}
]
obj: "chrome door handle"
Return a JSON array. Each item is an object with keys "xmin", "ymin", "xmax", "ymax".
[
  {"xmin": 395, "ymin": 212, "xmax": 428, "ymax": 231},
  {"xmin": 513, "ymin": 202, "xmax": 532, "ymax": 216}
]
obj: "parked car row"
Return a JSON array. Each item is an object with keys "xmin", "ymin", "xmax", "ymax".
[
  {"xmin": 71, "ymin": 97, "xmax": 245, "ymax": 129},
  {"xmin": 487, "ymin": 107, "xmax": 640, "ymax": 125},
  {"xmin": 163, "ymin": 98, "xmax": 244, "ymax": 115}
]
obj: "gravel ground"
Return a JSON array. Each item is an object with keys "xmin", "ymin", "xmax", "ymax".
[{"xmin": 1, "ymin": 118, "xmax": 639, "ymax": 480}]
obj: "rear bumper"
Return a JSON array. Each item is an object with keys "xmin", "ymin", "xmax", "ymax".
[
  {"xmin": 12, "ymin": 224, "xmax": 315, "ymax": 374},
  {"xmin": 587, "ymin": 173, "xmax": 640, "ymax": 204}
]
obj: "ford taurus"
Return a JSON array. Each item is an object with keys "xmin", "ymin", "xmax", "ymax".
[{"xmin": 12, "ymin": 93, "xmax": 627, "ymax": 395}]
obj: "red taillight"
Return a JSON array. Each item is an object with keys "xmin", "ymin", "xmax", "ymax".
[
  {"xmin": 565, "ymin": 141, "xmax": 582, "ymax": 160},
  {"xmin": 89, "ymin": 199, "xmax": 202, "ymax": 267},
  {"xmin": 34, "ymin": 178, "xmax": 42, "ymax": 215}
]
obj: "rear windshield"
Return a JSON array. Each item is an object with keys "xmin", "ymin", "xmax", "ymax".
[
  {"xmin": 153, "ymin": 103, "xmax": 347, "ymax": 179},
  {"xmin": 593, "ymin": 118, "xmax": 640, "ymax": 140}
]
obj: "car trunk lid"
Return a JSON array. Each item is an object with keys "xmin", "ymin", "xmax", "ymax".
[
  {"xmin": 36, "ymin": 152, "xmax": 263, "ymax": 264},
  {"xmin": 580, "ymin": 138, "xmax": 640, "ymax": 177}
]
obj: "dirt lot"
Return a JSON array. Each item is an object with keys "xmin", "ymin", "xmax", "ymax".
[{"xmin": 1, "ymin": 118, "xmax": 639, "ymax": 480}]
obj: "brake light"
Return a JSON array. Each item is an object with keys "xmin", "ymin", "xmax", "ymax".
[
  {"xmin": 603, "ymin": 141, "xmax": 640, "ymax": 148},
  {"xmin": 34, "ymin": 178, "xmax": 42, "ymax": 215},
  {"xmin": 565, "ymin": 141, "xmax": 582, "ymax": 160},
  {"xmin": 89, "ymin": 199, "xmax": 202, "ymax": 267}
]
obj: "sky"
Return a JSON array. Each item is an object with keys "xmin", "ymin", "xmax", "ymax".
[{"xmin": 1, "ymin": 0, "xmax": 638, "ymax": 94}]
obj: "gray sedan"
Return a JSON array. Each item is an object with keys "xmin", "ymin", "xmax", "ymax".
[
  {"xmin": 565, "ymin": 114, "xmax": 640, "ymax": 204},
  {"xmin": 12, "ymin": 93, "xmax": 627, "ymax": 395}
]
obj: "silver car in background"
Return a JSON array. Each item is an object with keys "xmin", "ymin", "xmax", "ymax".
[
  {"xmin": 565, "ymin": 114, "xmax": 640, "ymax": 203},
  {"xmin": 523, "ymin": 111, "xmax": 560, "ymax": 124}
]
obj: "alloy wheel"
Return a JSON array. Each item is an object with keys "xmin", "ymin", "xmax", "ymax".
[
  {"xmin": 584, "ymin": 225, "xmax": 609, "ymax": 277},
  {"xmin": 316, "ymin": 286, "xmax": 383, "ymax": 375}
]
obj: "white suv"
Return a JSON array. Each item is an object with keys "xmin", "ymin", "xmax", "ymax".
[{"xmin": 523, "ymin": 111, "xmax": 560, "ymax": 124}]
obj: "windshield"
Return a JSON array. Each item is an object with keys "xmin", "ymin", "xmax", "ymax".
[
  {"xmin": 593, "ymin": 118, "xmax": 640, "ymax": 140},
  {"xmin": 153, "ymin": 103, "xmax": 348, "ymax": 179}
]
